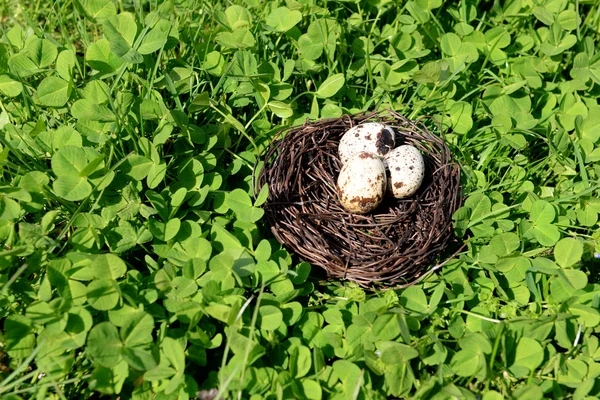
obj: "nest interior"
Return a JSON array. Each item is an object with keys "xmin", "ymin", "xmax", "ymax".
[{"xmin": 256, "ymin": 110, "xmax": 462, "ymax": 288}]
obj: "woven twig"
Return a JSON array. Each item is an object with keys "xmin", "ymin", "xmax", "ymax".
[{"xmin": 256, "ymin": 110, "xmax": 462, "ymax": 287}]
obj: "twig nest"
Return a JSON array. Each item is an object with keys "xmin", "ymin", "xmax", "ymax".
[
  {"xmin": 384, "ymin": 145, "xmax": 425, "ymax": 199},
  {"xmin": 337, "ymin": 152, "xmax": 386, "ymax": 214},
  {"xmin": 256, "ymin": 110, "xmax": 462, "ymax": 288},
  {"xmin": 338, "ymin": 122, "xmax": 395, "ymax": 165}
]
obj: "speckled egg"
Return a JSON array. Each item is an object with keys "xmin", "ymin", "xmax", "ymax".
[
  {"xmin": 337, "ymin": 152, "xmax": 387, "ymax": 214},
  {"xmin": 384, "ymin": 145, "xmax": 425, "ymax": 199},
  {"xmin": 338, "ymin": 122, "xmax": 395, "ymax": 165}
]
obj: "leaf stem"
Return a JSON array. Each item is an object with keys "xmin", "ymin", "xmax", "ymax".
[
  {"xmin": 456, "ymin": 310, "xmax": 501, "ymax": 323},
  {"xmin": 485, "ymin": 322, "xmax": 505, "ymax": 391}
]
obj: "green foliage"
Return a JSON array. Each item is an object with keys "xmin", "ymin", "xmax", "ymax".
[{"xmin": 0, "ymin": 0, "xmax": 600, "ymax": 399}]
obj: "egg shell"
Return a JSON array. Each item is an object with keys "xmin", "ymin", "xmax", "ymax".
[
  {"xmin": 337, "ymin": 152, "xmax": 387, "ymax": 214},
  {"xmin": 384, "ymin": 145, "xmax": 425, "ymax": 199},
  {"xmin": 338, "ymin": 122, "xmax": 395, "ymax": 165}
]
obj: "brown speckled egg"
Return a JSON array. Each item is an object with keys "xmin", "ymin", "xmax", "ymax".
[
  {"xmin": 337, "ymin": 152, "xmax": 387, "ymax": 214},
  {"xmin": 384, "ymin": 145, "xmax": 425, "ymax": 199},
  {"xmin": 338, "ymin": 122, "xmax": 395, "ymax": 165}
]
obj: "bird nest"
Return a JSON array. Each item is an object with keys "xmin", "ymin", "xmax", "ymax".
[{"xmin": 255, "ymin": 110, "xmax": 463, "ymax": 288}]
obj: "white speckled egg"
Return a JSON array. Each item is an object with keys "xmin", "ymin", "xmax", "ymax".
[
  {"xmin": 338, "ymin": 122, "xmax": 395, "ymax": 165},
  {"xmin": 384, "ymin": 145, "xmax": 425, "ymax": 199},
  {"xmin": 337, "ymin": 152, "xmax": 387, "ymax": 214}
]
